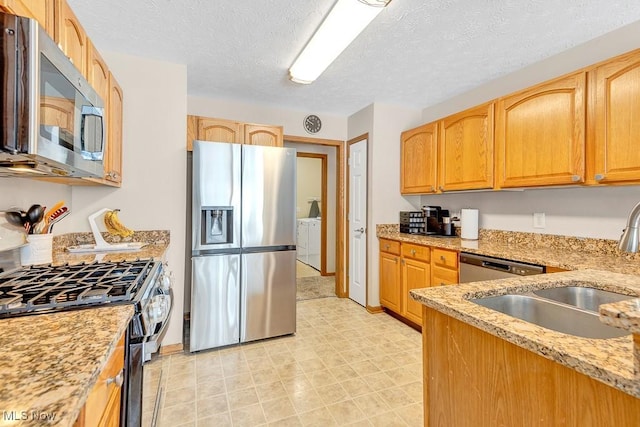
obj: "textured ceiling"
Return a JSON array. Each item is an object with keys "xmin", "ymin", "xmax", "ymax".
[{"xmin": 67, "ymin": 0, "xmax": 640, "ymax": 115}]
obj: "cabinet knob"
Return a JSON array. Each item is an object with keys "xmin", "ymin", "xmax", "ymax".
[
  {"xmin": 385, "ymin": 244, "xmax": 389, "ymax": 250},
  {"xmin": 401, "ymin": 259, "xmax": 405, "ymax": 265},
  {"xmin": 440, "ymin": 282, "xmax": 445, "ymax": 286},
  {"xmin": 430, "ymin": 186, "xmax": 435, "ymax": 192},
  {"xmin": 571, "ymin": 175, "xmax": 581, "ymax": 182},
  {"xmin": 440, "ymin": 255, "xmax": 446, "ymax": 261},
  {"xmin": 439, "ymin": 186, "xmax": 445, "ymax": 191},
  {"xmin": 411, "ymin": 249, "xmax": 416, "ymax": 255},
  {"xmin": 107, "ymin": 369, "xmax": 124, "ymax": 388},
  {"xmin": 595, "ymin": 174, "xmax": 605, "ymax": 182}
]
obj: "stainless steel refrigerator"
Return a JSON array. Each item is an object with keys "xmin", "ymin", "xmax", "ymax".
[{"xmin": 190, "ymin": 140, "xmax": 297, "ymax": 352}]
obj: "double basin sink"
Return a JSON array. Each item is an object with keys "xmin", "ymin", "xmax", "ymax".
[{"xmin": 471, "ymin": 286, "xmax": 636, "ymax": 339}]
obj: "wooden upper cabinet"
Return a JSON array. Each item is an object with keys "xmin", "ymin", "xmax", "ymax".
[
  {"xmin": 495, "ymin": 72, "xmax": 586, "ymax": 188},
  {"xmin": 1, "ymin": 0, "xmax": 54, "ymax": 36},
  {"xmin": 105, "ymin": 73, "xmax": 123, "ymax": 185},
  {"xmin": 87, "ymin": 40, "xmax": 109, "ymax": 106},
  {"xmin": 198, "ymin": 117, "xmax": 244, "ymax": 144},
  {"xmin": 244, "ymin": 124, "xmax": 284, "ymax": 147},
  {"xmin": 439, "ymin": 103, "xmax": 494, "ymax": 191},
  {"xmin": 591, "ymin": 49, "xmax": 640, "ymax": 184},
  {"xmin": 55, "ymin": 0, "xmax": 88, "ymax": 75},
  {"xmin": 400, "ymin": 122, "xmax": 438, "ymax": 194}
]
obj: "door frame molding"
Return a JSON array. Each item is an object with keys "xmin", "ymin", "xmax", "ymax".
[
  {"xmin": 285, "ymin": 134, "xmax": 346, "ymax": 298},
  {"xmin": 296, "ymin": 152, "xmax": 329, "ymax": 275},
  {"xmin": 346, "ymin": 133, "xmax": 369, "ymax": 306}
]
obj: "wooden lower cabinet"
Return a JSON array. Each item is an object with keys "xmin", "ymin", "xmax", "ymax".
[
  {"xmin": 379, "ymin": 239, "xmax": 459, "ymax": 326},
  {"xmin": 423, "ymin": 307, "xmax": 640, "ymax": 426},
  {"xmin": 379, "ymin": 250, "xmax": 401, "ymax": 313},
  {"xmin": 74, "ymin": 332, "xmax": 125, "ymax": 427}
]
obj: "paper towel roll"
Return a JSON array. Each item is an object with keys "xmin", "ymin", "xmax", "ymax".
[{"xmin": 461, "ymin": 208, "xmax": 479, "ymax": 240}]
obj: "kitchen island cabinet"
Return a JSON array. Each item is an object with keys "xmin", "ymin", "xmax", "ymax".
[
  {"xmin": 0, "ymin": 305, "xmax": 133, "ymax": 427},
  {"xmin": 411, "ymin": 270, "xmax": 640, "ymax": 426}
]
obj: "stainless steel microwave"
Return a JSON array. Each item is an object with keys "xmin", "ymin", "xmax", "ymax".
[{"xmin": 0, "ymin": 11, "xmax": 104, "ymax": 178}]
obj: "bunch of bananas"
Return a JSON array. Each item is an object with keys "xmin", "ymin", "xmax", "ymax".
[{"xmin": 104, "ymin": 209, "xmax": 134, "ymax": 238}]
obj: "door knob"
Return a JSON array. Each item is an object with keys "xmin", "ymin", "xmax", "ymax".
[{"xmin": 355, "ymin": 227, "xmax": 365, "ymax": 233}]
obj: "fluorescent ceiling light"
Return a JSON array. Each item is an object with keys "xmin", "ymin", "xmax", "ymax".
[{"xmin": 289, "ymin": 0, "xmax": 391, "ymax": 84}]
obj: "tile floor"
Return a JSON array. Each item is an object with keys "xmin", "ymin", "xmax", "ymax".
[
  {"xmin": 143, "ymin": 298, "xmax": 423, "ymax": 427},
  {"xmin": 296, "ymin": 261, "xmax": 321, "ymax": 278}
]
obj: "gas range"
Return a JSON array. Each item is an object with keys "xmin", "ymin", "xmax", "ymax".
[
  {"xmin": 0, "ymin": 259, "xmax": 173, "ymax": 427},
  {"xmin": 0, "ymin": 259, "xmax": 158, "ymax": 317}
]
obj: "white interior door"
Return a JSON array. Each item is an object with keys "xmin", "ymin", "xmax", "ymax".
[{"xmin": 349, "ymin": 139, "xmax": 367, "ymax": 306}]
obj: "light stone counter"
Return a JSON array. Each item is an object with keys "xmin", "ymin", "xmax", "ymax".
[
  {"xmin": 410, "ymin": 269, "xmax": 640, "ymax": 398},
  {"xmin": 377, "ymin": 225, "xmax": 640, "ymax": 274},
  {"xmin": 0, "ymin": 305, "xmax": 134, "ymax": 426}
]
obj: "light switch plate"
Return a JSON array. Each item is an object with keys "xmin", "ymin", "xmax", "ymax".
[{"xmin": 533, "ymin": 212, "xmax": 545, "ymax": 229}]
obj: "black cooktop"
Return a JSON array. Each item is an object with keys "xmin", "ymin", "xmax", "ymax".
[{"xmin": 0, "ymin": 259, "xmax": 156, "ymax": 317}]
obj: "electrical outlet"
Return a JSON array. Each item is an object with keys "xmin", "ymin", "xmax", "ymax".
[{"xmin": 533, "ymin": 212, "xmax": 546, "ymax": 229}]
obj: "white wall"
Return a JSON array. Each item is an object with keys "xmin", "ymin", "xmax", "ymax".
[
  {"xmin": 296, "ymin": 157, "xmax": 322, "ymax": 219},
  {"xmin": 188, "ymin": 96, "xmax": 347, "ymax": 141},
  {"xmin": 286, "ymin": 142, "xmax": 337, "ymax": 273},
  {"xmin": 417, "ymin": 20, "xmax": 640, "ymax": 241},
  {"xmin": 347, "ymin": 103, "xmax": 423, "ymax": 307}
]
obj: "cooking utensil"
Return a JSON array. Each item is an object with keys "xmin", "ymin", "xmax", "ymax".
[
  {"xmin": 4, "ymin": 211, "xmax": 27, "ymax": 228},
  {"xmin": 47, "ymin": 209, "xmax": 69, "ymax": 233},
  {"xmin": 25, "ymin": 205, "xmax": 44, "ymax": 235}
]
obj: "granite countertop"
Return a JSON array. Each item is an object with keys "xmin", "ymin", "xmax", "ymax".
[
  {"xmin": 0, "ymin": 305, "xmax": 134, "ymax": 426},
  {"xmin": 377, "ymin": 226, "xmax": 640, "ymax": 275},
  {"xmin": 410, "ymin": 269, "xmax": 640, "ymax": 398},
  {"xmin": 52, "ymin": 230, "xmax": 169, "ymax": 265}
]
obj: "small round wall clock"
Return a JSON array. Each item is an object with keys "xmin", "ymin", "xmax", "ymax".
[{"xmin": 303, "ymin": 114, "xmax": 322, "ymax": 134}]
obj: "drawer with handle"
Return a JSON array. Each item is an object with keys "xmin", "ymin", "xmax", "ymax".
[
  {"xmin": 402, "ymin": 243, "xmax": 430, "ymax": 262},
  {"xmin": 379, "ymin": 238, "xmax": 400, "ymax": 255},
  {"xmin": 432, "ymin": 248, "xmax": 458, "ymax": 269}
]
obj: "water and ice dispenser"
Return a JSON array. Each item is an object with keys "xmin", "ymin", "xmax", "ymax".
[{"xmin": 201, "ymin": 207, "xmax": 233, "ymax": 245}]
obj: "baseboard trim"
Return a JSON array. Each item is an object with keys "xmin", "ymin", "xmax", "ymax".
[
  {"xmin": 159, "ymin": 343, "xmax": 183, "ymax": 355},
  {"xmin": 366, "ymin": 305, "xmax": 384, "ymax": 314}
]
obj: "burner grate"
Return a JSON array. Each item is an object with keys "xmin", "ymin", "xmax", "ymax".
[{"xmin": 0, "ymin": 259, "xmax": 155, "ymax": 315}]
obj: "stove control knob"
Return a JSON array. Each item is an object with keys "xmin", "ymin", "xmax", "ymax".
[{"xmin": 160, "ymin": 272, "xmax": 173, "ymax": 291}]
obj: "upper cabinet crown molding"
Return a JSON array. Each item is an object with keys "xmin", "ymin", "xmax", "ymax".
[{"xmin": 495, "ymin": 72, "xmax": 586, "ymax": 188}]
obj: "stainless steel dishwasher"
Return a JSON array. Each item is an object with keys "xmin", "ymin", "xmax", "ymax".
[{"xmin": 459, "ymin": 252, "xmax": 545, "ymax": 283}]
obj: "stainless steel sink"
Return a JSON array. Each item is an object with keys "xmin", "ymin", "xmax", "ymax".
[
  {"xmin": 471, "ymin": 294, "xmax": 629, "ymax": 339},
  {"xmin": 532, "ymin": 286, "xmax": 634, "ymax": 312}
]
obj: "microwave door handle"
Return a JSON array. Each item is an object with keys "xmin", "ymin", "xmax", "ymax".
[{"xmin": 80, "ymin": 105, "xmax": 105, "ymax": 160}]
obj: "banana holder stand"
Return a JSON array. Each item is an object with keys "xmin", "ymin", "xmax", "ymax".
[{"xmin": 66, "ymin": 208, "xmax": 146, "ymax": 253}]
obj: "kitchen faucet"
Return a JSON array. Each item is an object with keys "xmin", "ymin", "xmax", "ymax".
[{"xmin": 618, "ymin": 202, "xmax": 640, "ymax": 252}]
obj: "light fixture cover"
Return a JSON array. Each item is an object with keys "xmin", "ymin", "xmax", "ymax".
[{"xmin": 289, "ymin": 0, "xmax": 389, "ymax": 84}]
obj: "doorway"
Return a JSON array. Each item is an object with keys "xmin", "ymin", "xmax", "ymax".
[{"xmin": 284, "ymin": 135, "xmax": 346, "ymax": 299}]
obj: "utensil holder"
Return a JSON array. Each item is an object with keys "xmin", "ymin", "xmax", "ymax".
[{"xmin": 20, "ymin": 234, "xmax": 53, "ymax": 266}]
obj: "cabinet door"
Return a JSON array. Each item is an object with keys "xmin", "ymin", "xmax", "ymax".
[
  {"xmin": 402, "ymin": 257, "xmax": 429, "ymax": 325},
  {"xmin": 2, "ymin": 0, "xmax": 54, "ymax": 36},
  {"xmin": 198, "ymin": 117, "xmax": 244, "ymax": 143},
  {"xmin": 56, "ymin": 0, "xmax": 88, "ymax": 75},
  {"xmin": 495, "ymin": 72, "xmax": 586, "ymax": 188},
  {"xmin": 379, "ymin": 252, "xmax": 401, "ymax": 313},
  {"xmin": 439, "ymin": 103, "xmax": 494, "ymax": 191},
  {"xmin": 105, "ymin": 73, "xmax": 123, "ymax": 184},
  {"xmin": 87, "ymin": 40, "xmax": 109, "ymax": 106},
  {"xmin": 400, "ymin": 122, "xmax": 437, "ymax": 194},
  {"xmin": 244, "ymin": 124, "xmax": 284, "ymax": 147},
  {"xmin": 592, "ymin": 50, "xmax": 640, "ymax": 184}
]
